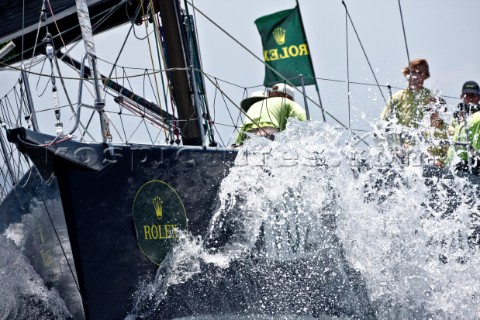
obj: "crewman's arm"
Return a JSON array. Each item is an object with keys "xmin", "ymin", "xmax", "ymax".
[{"xmin": 288, "ymin": 101, "xmax": 307, "ymax": 121}]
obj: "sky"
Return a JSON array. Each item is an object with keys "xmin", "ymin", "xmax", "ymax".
[{"xmin": 1, "ymin": 0, "xmax": 479, "ymax": 146}]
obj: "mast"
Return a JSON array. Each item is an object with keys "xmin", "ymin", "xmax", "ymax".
[{"xmin": 157, "ymin": 0, "xmax": 203, "ymax": 146}]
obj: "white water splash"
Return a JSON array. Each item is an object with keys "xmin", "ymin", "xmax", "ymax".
[
  {"xmin": 0, "ymin": 233, "xmax": 71, "ymax": 320},
  {"xmin": 131, "ymin": 119, "xmax": 480, "ymax": 319}
]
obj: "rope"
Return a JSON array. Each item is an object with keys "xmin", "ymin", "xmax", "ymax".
[
  {"xmin": 138, "ymin": 0, "xmax": 168, "ymax": 140},
  {"xmin": 150, "ymin": 7, "xmax": 174, "ymax": 142},
  {"xmin": 184, "ymin": 2, "xmax": 217, "ymax": 146},
  {"xmin": 147, "ymin": 0, "xmax": 170, "ymax": 140}
]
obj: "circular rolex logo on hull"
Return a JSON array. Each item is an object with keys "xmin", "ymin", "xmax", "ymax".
[{"xmin": 132, "ymin": 180, "xmax": 187, "ymax": 265}]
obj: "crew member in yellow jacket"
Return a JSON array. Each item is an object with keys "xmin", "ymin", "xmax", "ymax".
[
  {"xmin": 446, "ymin": 81, "xmax": 480, "ymax": 173},
  {"xmin": 380, "ymin": 58, "xmax": 448, "ymax": 166},
  {"xmin": 448, "ymin": 81, "xmax": 480, "ymax": 135},
  {"xmin": 235, "ymin": 83, "xmax": 307, "ymax": 146}
]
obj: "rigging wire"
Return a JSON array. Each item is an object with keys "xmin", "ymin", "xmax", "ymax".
[
  {"xmin": 142, "ymin": 119, "xmax": 155, "ymax": 145},
  {"xmin": 397, "ymin": 0, "xmax": 411, "ymax": 65},
  {"xmin": 341, "ymin": 0, "xmax": 387, "ymax": 105},
  {"xmin": 345, "ymin": 8, "xmax": 351, "ymax": 131},
  {"xmin": 38, "ymin": 192, "xmax": 85, "ymax": 304},
  {"xmin": 34, "ymin": 58, "xmax": 51, "ymax": 97},
  {"xmin": 0, "ymin": 61, "xmax": 461, "ymax": 148},
  {"xmin": 118, "ymin": 107, "xmax": 129, "ymax": 143},
  {"xmin": 184, "ymin": 0, "xmax": 217, "ymax": 146},
  {"xmin": 13, "ymin": 86, "xmax": 25, "ymax": 126},
  {"xmin": 6, "ymin": 60, "xmax": 461, "ymax": 101},
  {"xmin": 154, "ymin": 16, "xmax": 177, "ymax": 144}
]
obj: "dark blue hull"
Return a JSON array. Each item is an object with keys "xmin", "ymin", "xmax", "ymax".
[{"xmin": 6, "ymin": 128, "xmax": 237, "ymax": 319}]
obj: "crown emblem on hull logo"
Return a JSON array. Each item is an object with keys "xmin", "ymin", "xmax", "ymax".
[
  {"xmin": 152, "ymin": 196, "xmax": 163, "ymax": 219},
  {"xmin": 133, "ymin": 180, "xmax": 187, "ymax": 265},
  {"xmin": 273, "ymin": 27, "xmax": 286, "ymax": 45}
]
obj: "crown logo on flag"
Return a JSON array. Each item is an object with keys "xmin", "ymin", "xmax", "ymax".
[{"xmin": 273, "ymin": 27, "xmax": 286, "ymax": 45}]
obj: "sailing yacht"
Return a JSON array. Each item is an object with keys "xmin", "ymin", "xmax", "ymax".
[{"xmin": 0, "ymin": 0, "xmax": 480, "ymax": 319}]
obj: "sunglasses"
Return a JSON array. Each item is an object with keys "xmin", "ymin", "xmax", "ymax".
[{"xmin": 462, "ymin": 93, "xmax": 480, "ymax": 98}]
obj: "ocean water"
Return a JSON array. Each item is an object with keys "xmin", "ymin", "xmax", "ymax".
[{"xmin": 2, "ymin": 120, "xmax": 480, "ymax": 319}]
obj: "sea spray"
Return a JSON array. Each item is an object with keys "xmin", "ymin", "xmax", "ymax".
[
  {"xmin": 130, "ymin": 119, "xmax": 480, "ymax": 319},
  {"xmin": 337, "ymin": 126, "xmax": 480, "ymax": 319},
  {"xmin": 130, "ymin": 120, "xmax": 374, "ymax": 319},
  {"xmin": 0, "ymin": 233, "xmax": 72, "ymax": 320},
  {"xmin": 0, "ymin": 190, "xmax": 81, "ymax": 320}
]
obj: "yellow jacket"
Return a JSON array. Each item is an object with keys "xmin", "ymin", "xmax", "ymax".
[
  {"xmin": 235, "ymin": 97, "xmax": 306, "ymax": 145},
  {"xmin": 381, "ymin": 88, "xmax": 431, "ymax": 128}
]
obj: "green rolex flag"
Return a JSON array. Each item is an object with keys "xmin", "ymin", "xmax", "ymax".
[{"xmin": 255, "ymin": 6, "xmax": 316, "ymax": 87}]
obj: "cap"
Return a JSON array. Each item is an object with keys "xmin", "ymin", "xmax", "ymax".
[
  {"xmin": 240, "ymin": 90, "xmax": 268, "ymax": 112},
  {"xmin": 271, "ymin": 83, "xmax": 294, "ymax": 99},
  {"xmin": 462, "ymin": 81, "xmax": 480, "ymax": 95}
]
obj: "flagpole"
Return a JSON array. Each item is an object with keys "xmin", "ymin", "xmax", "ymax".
[
  {"xmin": 295, "ymin": 0, "xmax": 326, "ymax": 122},
  {"xmin": 300, "ymin": 75, "xmax": 310, "ymax": 120}
]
